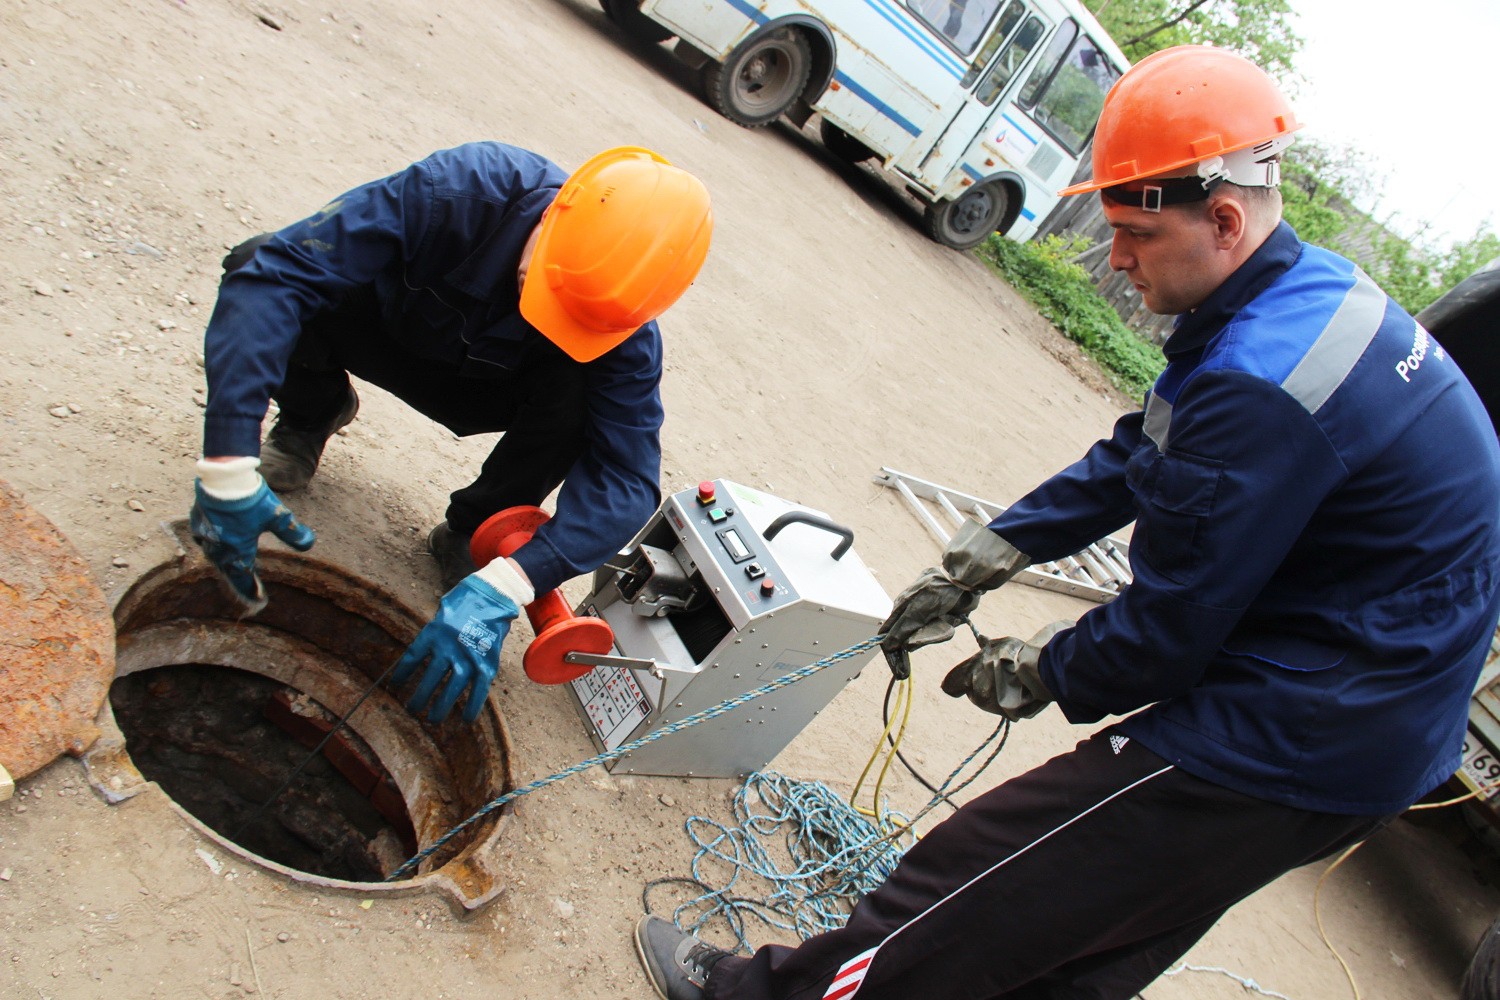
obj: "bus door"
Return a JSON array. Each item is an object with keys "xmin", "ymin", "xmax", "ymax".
[
  {"xmin": 891, "ymin": 0, "xmax": 1052, "ymax": 187},
  {"xmin": 976, "ymin": 24, "xmax": 1124, "ymax": 201}
]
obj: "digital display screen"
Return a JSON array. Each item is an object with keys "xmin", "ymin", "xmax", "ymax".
[{"xmin": 720, "ymin": 528, "xmax": 750, "ymax": 561}]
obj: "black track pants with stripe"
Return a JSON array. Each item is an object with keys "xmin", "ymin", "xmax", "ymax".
[{"xmin": 704, "ymin": 729, "xmax": 1390, "ymax": 1000}]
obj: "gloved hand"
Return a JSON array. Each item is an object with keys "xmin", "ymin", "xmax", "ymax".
[
  {"xmin": 190, "ymin": 457, "xmax": 315, "ymax": 614},
  {"xmin": 941, "ymin": 622, "xmax": 1069, "ymax": 720},
  {"xmin": 879, "ymin": 520, "xmax": 1031, "ymax": 679},
  {"xmin": 391, "ymin": 555, "xmax": 534, "ymax": 724}
]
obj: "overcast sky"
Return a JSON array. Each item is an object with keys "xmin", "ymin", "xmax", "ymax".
[{"xmin": 1286, "ymin": 0, "xmax": 1498, "ymax": 248}]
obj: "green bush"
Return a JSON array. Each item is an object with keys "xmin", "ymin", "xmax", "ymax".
[{"xmin": 976, "ymin": 234, "xmax": 1164, "ymax": 398}]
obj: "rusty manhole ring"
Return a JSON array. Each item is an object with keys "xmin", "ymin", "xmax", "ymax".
[{"xmin": 86, "ymin": 535, "xmax": 515, "ymax": 912}]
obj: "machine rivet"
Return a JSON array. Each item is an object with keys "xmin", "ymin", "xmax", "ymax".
[
  {"xmin": 813, "ymin": 640, "xmax": 820, "ymax": 646},
  {"xmin": 734, "ymin": 638, "xmax": 742, "ymax": 644},
  {"xmin": 676, "ymin": 702, "xmax": 683, "ymax": 707},
  {"xmin": 733, "ymin": 673, "xmax": 741, "ymax": 678},
  {"xmin": 761, "ymin": 643, "xmax": 769, "ymax": 649}
]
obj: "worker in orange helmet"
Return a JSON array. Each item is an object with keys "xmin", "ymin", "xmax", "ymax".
[
  {"xmin": 633, "ymin": 46, "xmax": 1500, "ymax": 1000},
  {"xmin": 190, "ymin": 143, "xmax": 713, "ymax": 725}
]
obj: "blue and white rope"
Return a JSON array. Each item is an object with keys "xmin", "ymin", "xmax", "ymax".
[
  {"xmin": 386, "ymin": 635, "xmax": 884, "ymax": 881},
  {"xmin": 648, "ymin": 716, "xmax": 1012, "ymax": 952}
]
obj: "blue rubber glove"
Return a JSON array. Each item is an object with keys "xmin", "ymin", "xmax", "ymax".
[
  {"xmin": 392, "ymin": 558, "xmax": 532, "ymax": 724},
  {"xmin": 190, "ymin": 458, "xmax": 315, "ymax": 613}
]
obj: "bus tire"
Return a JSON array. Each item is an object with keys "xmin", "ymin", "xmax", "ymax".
[
  {"xmin": 819, "ymin": 118, "xmax": 875, "ymax": 164},
  {"xmin": 924, "ymin": 182, "xmax": 1011, "ymax": 251},
  {"xmin": 703, "ymin": 28, "xmax": 813, "ymax": 127},
  {"xmin": 603, "ymin": 0, "xmax": 674, "ymax": 44}
]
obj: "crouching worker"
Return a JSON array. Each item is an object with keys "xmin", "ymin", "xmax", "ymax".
[
  {"xmin": 188, "ymin": 142, "xmax": 713, "ymax": 725},
  {"xmin": 631, "ymin": 46, "xmax": 1500, "ymax": 1000}
]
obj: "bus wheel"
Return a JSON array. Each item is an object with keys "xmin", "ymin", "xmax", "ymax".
[
  {"xmin": 819, "ymin": 118, "xmax": 875, "ymax": 164},
  {"xmin": 924, "ymin": 182, "xmax": 1010, "ymax": 250},
  {"xmin": 603, "ymin": 0, "xmax": 674, "ymax": 44},
  {"xmin": 704, "ymin": 28, "xmax": 812, "ymax": 127}
]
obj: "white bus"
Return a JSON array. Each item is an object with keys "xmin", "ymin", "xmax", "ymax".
[{"xmin": 602, "ymin": 0, "xmax": 1129, "ymax": 250}]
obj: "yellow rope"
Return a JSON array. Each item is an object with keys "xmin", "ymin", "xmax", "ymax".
[{"xmin": 850, "ymin": 677, "xmax": 913, "ymax": 831}]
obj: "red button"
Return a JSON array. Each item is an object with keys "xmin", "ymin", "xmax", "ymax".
[
  {"xmin": 760, "ymin": 578, "xmax": 776, "ymax": 597},
  {"xmin": 697, "ymin": 481, "xmax": 716, "ymax": 505}
]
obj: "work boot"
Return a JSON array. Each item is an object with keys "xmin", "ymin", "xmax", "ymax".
[
  {"xmin": 259, "ymin": 388, "xmax": 360, "ymax": 492},
  {"xmin": 634, "ymin": 915, "xmax": 732, "ymax": 1000},
  {"xmin": 428, "ymin": 521, "xmax": 478, "ymax": 593}
]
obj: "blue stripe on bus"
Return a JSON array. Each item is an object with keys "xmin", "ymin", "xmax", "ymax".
[
  {"xmin": 722, "ymin": 0, "xmax": 769, "ymax": 24},
  {"xmin": 863, "ymin": 0, "xmax": 965, "ymax": 79},
  {"xmin": 1020, "ymin": 206, "xmax": 1035, "ymax": 219},
  {"xmin": 833, "ymin": 71, "xmax": 922, "ymax": 136},
  {"xmin": 1000, "ymin": 112, "xmax": 1038, "ymax": 146},
  {"xmin": 962, "ymin": 164, "xmax": 983, "ymax": 181}
]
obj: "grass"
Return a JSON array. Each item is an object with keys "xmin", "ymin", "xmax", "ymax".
[{"xmin": 976, "ymin": 233, "xmax": 1164, "ymax": 399}]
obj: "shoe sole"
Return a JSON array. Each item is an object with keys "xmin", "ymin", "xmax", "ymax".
[{"xmin": 634, "ymin": 916, "xmax": 673, "ymax": 1000}]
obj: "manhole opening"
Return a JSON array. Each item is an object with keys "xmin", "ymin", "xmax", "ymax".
[
  {"xmin": 98, "ymin": 547, "xmax": 515, "ymax": 907},
  {"xmin": 111, "ymin": 663, "xmax": 417, "ymax": 883}
]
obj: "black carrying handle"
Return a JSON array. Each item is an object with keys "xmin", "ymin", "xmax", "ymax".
[{"xmin": 763, "ymin": 511, "xmax": 855, "ymax": 560}]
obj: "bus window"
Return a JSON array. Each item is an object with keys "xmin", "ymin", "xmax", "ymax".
[
  {"xmin": 908, "ymin": 0, "xmax": 1004, "ymax": 55},
  {"xmin": 960, "ymin": 0, "xmax": 1025, "ymax": 88},
  {"xmin": 1018, "ymin": 19, "xmax": 1076, "ymax": 107},
  {"xmin": 1025, "ymin": 32, "xmax": 1121, "ymax": 152},
  {"xmin": 975, "ymin": 15, "xmax": 1046, "ymax": 105}
]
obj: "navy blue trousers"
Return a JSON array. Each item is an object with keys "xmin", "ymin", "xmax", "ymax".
[{"xmin": 706, "ymin": 729, "xmax": 1390, "ymax": 1000}]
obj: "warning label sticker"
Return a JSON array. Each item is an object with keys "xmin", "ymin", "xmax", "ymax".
[{"xmin": 572, "ymin": 666, "xmax": 652, "ymax": 750}]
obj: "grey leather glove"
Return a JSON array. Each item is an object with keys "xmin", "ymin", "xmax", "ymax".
[
  {"xmin": 941, "ymin": 622, "xmax": 1069, "ymax": 720},
  {"xmin": 879, "ymin": 520, "xmax": 1031, "ymax": 679}
]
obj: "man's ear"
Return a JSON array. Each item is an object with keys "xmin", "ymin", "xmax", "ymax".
[{"xmin": 1208, "ymin": 195, "xmax": 1248, "ymax": 250}]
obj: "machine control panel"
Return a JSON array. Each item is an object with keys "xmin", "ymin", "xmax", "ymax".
[{"xmin": 668, "ymin": 480, "xmax": 797, "ymax": 617}]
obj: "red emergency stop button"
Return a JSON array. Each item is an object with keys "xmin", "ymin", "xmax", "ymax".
[
  {"xmin": 760, "ymin": 578, "xmax": 776, "ymax": 598},
  {"xmin": 697, "ymin": 481, "xmax": 716, "ymax": 506}
]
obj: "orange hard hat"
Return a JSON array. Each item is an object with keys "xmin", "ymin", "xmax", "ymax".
[
  {"xmin": 521, "ymin": 146, "xmax": 713, "ymax": 362},
  {"xmin": 1060, "ymin": 45, "xmax": 1301, "ymax": 198}
]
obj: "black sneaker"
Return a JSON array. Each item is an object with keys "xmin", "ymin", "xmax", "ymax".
[
  {"xmin": 259, "ymin": 387, "xmax": 360, "ymax": 492},
  {"xmin": 634, "ymin": 915, "xmax": 731, "ymax": 1000},
  {"xmin": 428, "ymin": 521, "xmax": 478, "ymax": 592}
]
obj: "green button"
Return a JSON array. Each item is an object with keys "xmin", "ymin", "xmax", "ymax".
[{"xmin": 708, "ymin": 507, "xmax": 728, "ymax": 523}]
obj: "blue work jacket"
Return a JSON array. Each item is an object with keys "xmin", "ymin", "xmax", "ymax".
[
  {"xmin": 992, "ymin": 222, "xmax": 1500, "ymax": 815},
  {"xmin": 201, "ymin": 142, "xmax": 665, "ymax": 594}
]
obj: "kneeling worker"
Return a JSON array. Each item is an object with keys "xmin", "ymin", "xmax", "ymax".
[{"xmin": 188, "ymin": 142, "xmax": 713, "ymax": 725}]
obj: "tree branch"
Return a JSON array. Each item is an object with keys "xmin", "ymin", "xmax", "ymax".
[{"xmin": 1123, "ymin": 0, "xmax": 1215, "ymax": 46}]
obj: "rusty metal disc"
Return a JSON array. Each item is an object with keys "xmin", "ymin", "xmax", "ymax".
[{"xmin": 0, "ymin": 479, "xmax": 114, "ymax": 781}]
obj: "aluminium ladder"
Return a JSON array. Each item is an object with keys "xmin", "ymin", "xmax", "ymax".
[{"xmin": 873, "ymin": 467, "xmax": 1132, "ymax": 603}]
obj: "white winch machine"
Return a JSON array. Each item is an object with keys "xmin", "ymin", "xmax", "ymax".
[{"xmin": 564, "ymin": 479, "xmax": 891, "ymax": 778}]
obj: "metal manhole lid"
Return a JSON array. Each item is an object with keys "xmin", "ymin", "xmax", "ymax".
[{"xmin": 0, "ymin": 479, "xmax": 114, "ymax": 781}]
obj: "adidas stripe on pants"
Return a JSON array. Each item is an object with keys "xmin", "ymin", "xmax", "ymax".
[{"xmin": 703, "ymin": 728, "xmax": 1389, "ymax": 1000}]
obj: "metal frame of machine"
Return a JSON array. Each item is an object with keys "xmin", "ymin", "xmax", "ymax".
[{"xmin": 566, "ymin": 479, "xmax": 891, "ymax": 778}]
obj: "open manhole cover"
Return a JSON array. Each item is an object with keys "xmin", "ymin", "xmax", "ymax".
[{"xmin": 86, "ymin": 529, "xmax": 516, "ymax": 911}]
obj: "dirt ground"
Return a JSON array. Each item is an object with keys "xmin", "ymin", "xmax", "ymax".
[{"xmin": 3, "ymin": 1, "xmax": 1500, "ymax": 997}]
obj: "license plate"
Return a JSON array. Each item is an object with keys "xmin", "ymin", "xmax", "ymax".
[{"xmin": 1459, "ymin": 733, "xmax": 1500, "ymax": 797}]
